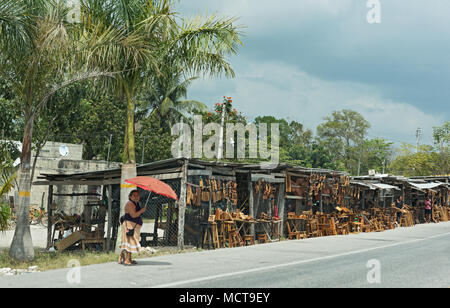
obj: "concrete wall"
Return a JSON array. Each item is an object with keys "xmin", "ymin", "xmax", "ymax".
[
  {"xmin": 52, "ymin": 160, "xmax": 119, "ymax": 214},
  {"xmin": 10, "ymin": 141, "xmax": 120, "ymax": 214},
  {"xmin": 32, "ymin": 141, "xmax": 83, "ymax": 161}
]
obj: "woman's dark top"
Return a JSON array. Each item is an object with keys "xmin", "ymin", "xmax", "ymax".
[
  {"xmin": 395, "ymin": 199, "xmax": 404, "ymax": 209},
  {"xmin": 124, "ymin": 200, "xmax": 143, "ymax": 226}
]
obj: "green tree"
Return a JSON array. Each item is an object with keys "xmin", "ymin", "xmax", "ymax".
[
  {"xmin": 360, "ymin": 138, "xmax": 393, "ymax": 175},
  {"xmin": 433, "ymin": 122, "xmax": 450, "ymax": 175},
  {"xmin": 0, "ymin": 0, "xmax": 116, "ymax": 261},
  {"xmin": 80, "ymin": 1, "xmax": 243, "ymax": 241},
  {"xmin": 317, "ymin": 109, "xmax": 371, "ymax": 174},
  {"xmin": 389, "ymin": 144, "xmax": 440, "ymax": 177},
  {"xmin": 140, "ymin": 54, "xmax": 207, "ymax": 131}
]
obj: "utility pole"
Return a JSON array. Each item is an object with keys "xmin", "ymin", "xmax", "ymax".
[
  {"xmin": 415, "ymin": 127, "xmax": 422, "ymax": 153},
  {"xmin": 177, "ymin": 117, "xmax": 184, "ymax": 158},
  {"xmin": 217, "ymin": 102, "xmax": 226, "ymax": 160},
  {"xmin": 141, "ymin": 136, "xmax": 146, "ymax": 164},
  {"xmin": 357, "ymin": 142, "xmax": 364, "ymax": 176},
  {"xmin": 106, "ymin": 134, "xmax": 112, "ymax": 168}
]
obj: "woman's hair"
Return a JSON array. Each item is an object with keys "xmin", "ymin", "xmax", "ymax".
[{"xmin": 129, "ymin": 189, "xmax": 139, "ymax": 200}]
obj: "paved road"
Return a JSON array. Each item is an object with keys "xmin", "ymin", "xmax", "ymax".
[{"xmin": 1, "ymin": 222, "xmax": 449, "ymax": 288}]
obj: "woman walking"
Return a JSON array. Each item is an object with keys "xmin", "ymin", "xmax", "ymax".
[
  {"xmin": 118, "ymin": 190, "xmax": 146, "ymax": 265},
  {"xmin": 424, "ymin": 197, "xmax": 432, "ymax": 224}
]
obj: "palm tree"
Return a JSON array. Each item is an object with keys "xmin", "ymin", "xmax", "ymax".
[
  {"xmin": 80, "ymin": 0, "xmax": 242, "ymax": 250},
  {"xmin": 0, "ymin": 0, "xmax": 118, "ymax": 261},
  {"xmin": 142, "ymin": 67, "xmax": 207, "ymax": 130}
]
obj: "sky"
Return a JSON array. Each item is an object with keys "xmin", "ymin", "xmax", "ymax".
[{"xmin": 175, "ymin": 0, "xmax": 449, "ymax": 147}]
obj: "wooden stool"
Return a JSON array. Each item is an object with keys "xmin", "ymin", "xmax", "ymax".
[
  {"xmin": 286, "ymin": 221, "xmax": 301, "ymax": 240},
  {"xmin": 244, "ymin": 235, "xmax": 255, "ymax": 246},
  {"xmin": 200, "ymin": 223, "xmax": 218, "ymax": 249},
  {"xmin": 218, "ymin": 235, "xmax": 226, "ymax": 248},
  {"xmin": 211, "ymin": 223, "xmax": 220, "ymax": 248},
  {"xmin": 227, "ymin": 229, "xmax": 238, "ymax": 247},
  {"xmin": 257, "ymin": 234, "xmax": 268, "ymax": 244}
]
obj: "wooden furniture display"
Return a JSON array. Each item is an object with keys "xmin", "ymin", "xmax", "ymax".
[
  {"xmin": 286, "ymin": 218, "xmax": 307, "ymax": 239},
  {"xmin": 199, "ymin": 222, "xmax": 220, "ymax": 249},
  {"xmin": 307, "ymin": 218, "xmax": 322, "ymax": 238}
]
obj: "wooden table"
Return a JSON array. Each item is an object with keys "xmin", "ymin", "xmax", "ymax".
[
  {"xmin": 234, "ymin": 219, "xmax": 256, "ymax": 237},
  {"xmin": 286, "ymin": 218, "xmax": 307, "ymax": 233},
  {"xmin": 256, "ymin": 219, "xmax": 282, "ymax": 242},
  {"xmin": 271, "ymin": 220, "xmax": 282, "ymax": 241}
]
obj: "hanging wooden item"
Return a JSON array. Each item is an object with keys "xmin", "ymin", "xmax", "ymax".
[
  {"xmin": 286, "ymin": 174, "xmax": 292, "ymax": 193},
  {"xmin": 186, "ymin": 184, "xmax": 193, "ymax": 206}
]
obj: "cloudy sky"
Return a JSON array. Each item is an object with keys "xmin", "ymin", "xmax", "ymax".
[{"xmin": 176, "ymin": 0, "xmax": 449, "ymax": 146}]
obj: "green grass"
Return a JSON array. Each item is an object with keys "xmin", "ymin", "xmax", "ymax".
[{"xmin": 0, "ymin": 247, "xmax": 199, "ymax": 272}]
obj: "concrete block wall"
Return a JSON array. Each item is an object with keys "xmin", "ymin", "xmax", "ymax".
[{"xmin": 9, "ymin": 141, "xmax": 120, "ymax": 215}]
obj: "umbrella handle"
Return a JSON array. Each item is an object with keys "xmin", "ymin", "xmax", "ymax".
[{"xmin": 144, "ymin": 191, "xmax": 152, "ymax": 208}]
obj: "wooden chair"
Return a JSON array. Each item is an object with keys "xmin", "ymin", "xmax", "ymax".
[
  {"xmin": 307, "ymin": 218, "xmax": 322, "ymax": 238},
  {"xmin": 257, "ymin": 234, "xmax": 268, "ymax": 244},
  {"xmin": 285, "ymin": 221, "xmax": 302, "ymax": 240},
  {"xmin": 244, "ymin": 235, "xmax": 255, "ymax": 246},
  {"xmin": 320, "ymin": 217, "xmax": 337, "ymax": 236},
  {"xmin": 359, "ymin": 216, "xmax": 372, "ymax": 233},
  {"xmin": 336, "ymin": 222, "xmax": 349, "ymax": 235}
]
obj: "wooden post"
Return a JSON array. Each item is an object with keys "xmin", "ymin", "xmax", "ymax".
[
  {"xmin": 153, "ymin": 203, "xmax": 160, "ymax": 246},
  {"xmin": 446, "ymin": 178, "xmax": 449, "ymax": 206},
  {"xmin": 46, "ymin": 185, "xmax": 53, "ymax": 250},
  {"xmin": 362, "ymin": 190, "xmax": 365, "ymax": 209},
  {"xmin": 295, "ymin": 200, "xmax": 300, "ymax": 214},
  {"xmin": 249, "ymin": 179, "xmax": 255, "ymax": 236},
  {"xmin": 277, "ymin": 183, "xmax": 286, "ymax": 237},
  {"xmin": 177, "ymin": 159, "xmax": 188, "ymax": 250},
  {"xmin": 319, "ymin": 193, "xmax": 323, "ymax": 213},
  {"xmin": 106, "ymin": 185, "xmax": 112, "ymax": 252}
]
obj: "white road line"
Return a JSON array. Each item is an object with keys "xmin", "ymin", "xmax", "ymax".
[{"xmin": 151, "ymin": 231, "xmax": 450, "ymax": 288}]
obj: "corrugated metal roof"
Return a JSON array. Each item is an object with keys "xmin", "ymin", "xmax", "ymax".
[{"xmin": 408, "ymin": 182, "xmax": 446, "ymax": 190}]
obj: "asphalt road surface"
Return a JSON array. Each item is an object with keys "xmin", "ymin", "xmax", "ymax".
[{"xmin": 1, "ymin": 221, "xmax": 449, "ymax": 288}]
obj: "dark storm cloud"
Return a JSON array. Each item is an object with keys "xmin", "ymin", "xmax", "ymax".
[{"xmin": 176, "ymin": 0, "xmax": 449, "ymax": 144}]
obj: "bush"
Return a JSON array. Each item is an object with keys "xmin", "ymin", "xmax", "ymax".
[{"xmin": 0, "ymin": 203, "xmax": 11, "ymax": 231}]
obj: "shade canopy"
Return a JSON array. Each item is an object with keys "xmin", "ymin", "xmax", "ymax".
[{"xmin": 125, "ymin": 176, "xmax": 178, "ymax": 201}]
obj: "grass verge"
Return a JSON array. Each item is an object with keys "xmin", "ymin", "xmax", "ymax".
[{"xmin": 0, "ymin": 247, "xmax": 199, "ymax": 272}]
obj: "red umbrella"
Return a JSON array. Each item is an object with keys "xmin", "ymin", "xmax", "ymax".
[{"xmin": 125, "ymin": 176, "xmax": 178, "ymax": 201}]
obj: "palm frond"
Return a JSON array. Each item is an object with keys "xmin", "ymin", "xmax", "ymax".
[
  {"xmin": 0, "ymin": 170, "xmax": 16, "ymax": 198},
  {"xmin": 0, "ymin": 0, "xmax": 33, "ymax": 53},
  {"xmin": 172, "ymin": 14, "xmax": 243, "ymax": 78}
]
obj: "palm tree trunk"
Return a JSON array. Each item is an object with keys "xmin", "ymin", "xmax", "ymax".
[
  {"xmin": 9, "ymin": 116, "xmax": 35, "ymax": 261},
  {"xmin": 116, "ymin": 87, "xmax": 137, "ymax": 253}
]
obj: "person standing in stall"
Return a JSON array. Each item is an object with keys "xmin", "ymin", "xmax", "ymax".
[{"xmin": 394, "ymin": 195, "xmax": 404, "ymax": 226}]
